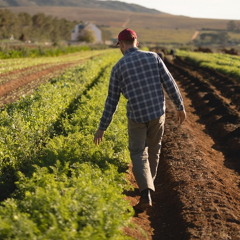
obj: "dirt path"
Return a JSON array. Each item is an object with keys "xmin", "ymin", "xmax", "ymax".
[{"xmin": 125, "ymin": 57, "xmax": 240, "ymax": 239}]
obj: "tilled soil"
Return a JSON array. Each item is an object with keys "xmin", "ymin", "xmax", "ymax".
[{"xmin": 0, "ymin": 55, "xmax": 239, "ymax": 239}]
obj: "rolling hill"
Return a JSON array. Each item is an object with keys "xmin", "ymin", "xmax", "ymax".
[
  {"xmin": 0, "ymin": 0, "xmax": 160, "ymax": 13},
  {"xmin": 1, "ymin": 0, "xmax": 240, "ymax": 46}
]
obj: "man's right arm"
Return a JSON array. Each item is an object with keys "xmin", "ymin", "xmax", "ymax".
[{"xmin": 98, "ymin": 67, "xmax": 121, "ymax": 131}]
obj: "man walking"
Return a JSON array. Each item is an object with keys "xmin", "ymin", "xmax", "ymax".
[{"xmin": 94, "ymin": 28, "xmax": 186, "ymax": 211}]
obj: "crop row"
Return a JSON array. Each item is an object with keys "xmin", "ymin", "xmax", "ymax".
[
  {"xmin": 0, "ymin": 50, "xmax": 135, "ymax": 239},
  {"xmin": 176, "ymin": 50, "xmax": 240, "ymax": 79},
  {"xmin": 166, "ymin": 55, "xmax": 240, "ymax": 178},
  {"xmin": 173, "ymin": 51, "xmax": 240, "ymax": 111},
  {"xmin": 0, "ymin": 45, "xmax": 92, "ymax": 59},
  {"xmin": 0, "ymin": 50, "xmax": 119, "ymax": 190},
  {"xmin": 0, "ymin": 52, "xmax": 112, "ymax": 187},
  {"xmin": 0, "ymin": 50, "xmax": 116, "ymax": 196},
  {"xmin": 0, "ymin": 50, "xmax": 104, "ymax": 76}
]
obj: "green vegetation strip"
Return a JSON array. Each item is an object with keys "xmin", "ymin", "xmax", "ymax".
[
  {"xmin": 0, "ymin": 45, "xmax": 92, "ymax": 59},
  {"xmin": 0, "ymin": 50, "xmax": 134, "ymax": 239},
  {"xmin": 177, "ymin": 50, "xmax": 240, "ymax": 80},
  {"xmin": 0, "ymin": 52, "xmax": 112, "ymax": 179},
  {"xmin": 0, "ymin": 49, "xmax": 103, "ymax": 76}
]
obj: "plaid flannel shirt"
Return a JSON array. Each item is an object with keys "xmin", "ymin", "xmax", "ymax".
[{"xmin": 99, "ymin": 47, "xmax": 184, "ymax": 130}]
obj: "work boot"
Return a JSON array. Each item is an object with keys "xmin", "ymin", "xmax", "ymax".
[{"xmin": 134, "ymin": 188, "xmax": 152, "ymax": 211}]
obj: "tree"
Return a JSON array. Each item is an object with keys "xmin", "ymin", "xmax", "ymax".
[
  {"xmin": 197, "ymin": 31, "xmax": 229, "ymax": 45},
  {"xmin": 218, "ymin": 32, "xmax": 229, "ymax": 44},
  {"xmin": 18, "ymin": 12, "xmax": 32, "ymax": 40},
  {"xmin": 0, "ymin": 9, "xmax": 78, "ymax": 42},
  {"xmin": 78, "ymin": 29, "xmax": 96, "ymax": 43},
  {"xmin": 0, "ymin": 9, "xmax": 16, "ymax": 38},
  {"xmin": 227, "ymin": 20, "xmax": 238, "ymax": 32}
]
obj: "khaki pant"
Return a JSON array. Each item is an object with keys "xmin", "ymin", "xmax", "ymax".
[{"xmin": 128, "ymin": 115, "xmax": 165, "ymax": 192}]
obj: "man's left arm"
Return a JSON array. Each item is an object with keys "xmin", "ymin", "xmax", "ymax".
[
  {"xmin": 177, "ymin": 110, "xmax": 186, "ymax": 125},
  {"xmin": 159, "ymin": 61, "xmax": 186, "ymax": 124}
]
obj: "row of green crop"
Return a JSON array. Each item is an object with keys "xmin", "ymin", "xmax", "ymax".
[
  {"xmin": 0, "ymin": 45, "xmax": 92, "ymax": 59},
  {"xmin": 0, "ymin": 50, "xmax": 135, "ymax": 239},
  {"xmin": 176, "ymin": 50, "xmax": 240, "ymax": 79},
  {"xmin": 0, "ymin": 49, "xmax": 104, "ymax": 76},
  {"xmin": 0, "ymin": 162, "xmax": 132, "ymax": 239},
  {"xmin": 0, "ymin": 50, "xmax": 117, "ymax": 197}
]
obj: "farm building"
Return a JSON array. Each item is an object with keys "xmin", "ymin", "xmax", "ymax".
[{"xmin": 71, "ymin": 22, "xmax": 102, "ymax": 43}]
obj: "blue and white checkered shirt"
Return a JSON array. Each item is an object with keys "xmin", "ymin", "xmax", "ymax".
[{"xmin": 99, "ymin": 47, "xmax": 184, "ymax": 130}]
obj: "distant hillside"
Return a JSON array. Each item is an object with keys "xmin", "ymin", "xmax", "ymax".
[
  {"xmin": 6, "ymin": 6, "xmax": 235, "ymax": 44},
  {"xmin": 0, "ymin": 0, "xmax": 160, "ymax": 13},
  {"xmin": 3, "ymin": 3, "xmax": 240, "ymax": 46}
]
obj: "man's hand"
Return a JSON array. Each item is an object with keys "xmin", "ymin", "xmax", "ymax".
[
  {"xmin": 177, "ymin": 110, "xmax": 186, "ymax": 125},
  {"xmin": 94, "ymin": 129, "xmax": 105, "ymax": 145}
]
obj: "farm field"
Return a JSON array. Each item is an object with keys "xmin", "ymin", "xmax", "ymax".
[
  {"xmin": 0, "ymin": 50, "xmax": 103, "ymax": 105},
  {"xmin": 0, "ymin": 49, "xmax": 239, "ymax": 239},
  {"xmin": 177, "ymin": 50, "xmax": 240, "ymax": 80}
]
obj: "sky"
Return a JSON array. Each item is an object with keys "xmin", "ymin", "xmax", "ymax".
[{"xmin": 119, "ymin": 0, "xmax": 240, "ymax": 20}]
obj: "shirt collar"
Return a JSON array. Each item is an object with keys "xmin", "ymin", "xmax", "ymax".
[{"xmin": 124, "ymin": 47, "xmax": 138, "ymax": 56}]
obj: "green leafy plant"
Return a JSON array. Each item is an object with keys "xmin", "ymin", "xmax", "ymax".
[
  {"xmin": 0, "ymin": 49, "xmax": 136, "ymax": 239},
  {"xmin": 177, "ymin": 50, "xmax": 240, "ymax": 79}
]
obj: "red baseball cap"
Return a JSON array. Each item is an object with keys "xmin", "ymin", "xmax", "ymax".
[{"xmin": 117, "ymin": 28, "xmax": 137, "ymax": 45}]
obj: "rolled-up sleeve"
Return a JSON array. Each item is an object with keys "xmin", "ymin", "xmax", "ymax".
[{"xmin": 99, "ymin": 67, "xmax": 121, "ymax": 130}]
